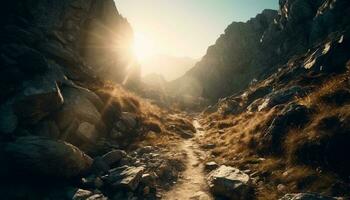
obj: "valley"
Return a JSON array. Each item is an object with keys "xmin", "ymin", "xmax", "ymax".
[{"xmin": 0, "ymin": 0, "xmax": 350, "ymax": 200}]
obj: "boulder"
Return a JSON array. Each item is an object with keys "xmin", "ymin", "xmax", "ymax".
[
  {"xmin": 71, "ymin": 188, "xmax": 108, "ymax": 200},
  {"xmin": 120, "ymin": 112, "xmax": 138, "ymax": 130},
  {"xmin": 13, "ymin": 77, "xmax": 64, "ymax": 124},
  {"xmin": 102, "ymin": 165, "xmax": 145, "ymax": 191},
  {"xmin": 55, "ymin": 86, "xmax": 104, "ymax": 145},
  {"xmin": 3, "ymin": 136, "xmax": 93, "ymax": 179},
  {"xmin": 279, "ymin": 193, "xmax": 337, "ymax": 200},
  {"xmin": 102, "ymin": 150, "xmax": 126, "ymax": 166},
  {"xmin": 259, "ymin": 86, "xmax": 308, "ymax": 110},
  {"xmin": 205, "ymin": 161, "xmax": 219, "ymax": 171},
  {"xmin": 178, "ymin": 129, "xmax": 194, "ymax": 139},
  {"xmin": 207, "ymin": 165, "xmax": 253, "ymax": 200},
  {"xmin": 261, "ymin": 103, "xmax": 311, "ymax": 153}
]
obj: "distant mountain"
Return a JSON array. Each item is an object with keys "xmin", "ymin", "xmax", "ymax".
[
  {"xmin": 141, "ymin": 54, "xmax": 198, "ymax": 81},
  {"xmin": 171, "ymin": 0, "xmax": 350, "ymax": 102}
]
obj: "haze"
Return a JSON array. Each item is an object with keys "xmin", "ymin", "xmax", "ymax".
[{"xmin": 116, "ymin": 0, "xmax": 278, "ymax": 80}]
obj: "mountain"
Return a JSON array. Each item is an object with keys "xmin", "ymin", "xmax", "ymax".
[
  {"xmin": 171, "ymin": 0, "xmax": 350, "ymax": 102},
  {"xmin": 141, "ymin": 54, "xmax": 197, "ymax": 81},
  {"xmin": 188, "ymin": 0, "xmax": 350, "ymax": 198},
  {"xmin": 0, "ymin": 1, "xmax": 192, "ymax": 199}
]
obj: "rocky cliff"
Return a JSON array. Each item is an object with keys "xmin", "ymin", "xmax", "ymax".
[
  {"xmin": 195, "ymin": 0, "xmax": 350, "ymax": 199},
  {"xmin": 0, "ymin": 1, "xmax": 188, "ymax": 199},
  {"xmin": 171, "ymin": 0, "xmax": 350, "ymax": 102}
]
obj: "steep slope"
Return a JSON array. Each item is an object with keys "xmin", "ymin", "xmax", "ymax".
[
  {"xmin": 193, "ymin": 0, "xmax": 350, "ymax": 199},
  {"xmin": 0, "ymin": 1, "xmax": 192, "ymax": 199},
  {"xmin": 171, "ymin": 0, "xmax": 350, "ymax": 102}
]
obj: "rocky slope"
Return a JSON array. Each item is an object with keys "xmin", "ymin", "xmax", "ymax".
[
  {"xmin": 0, "ymin": 1, "xmax": 193, "ymax": 199},
  {"xmin": 170, "ymin": 0, "xmax": 350, "ymax": 102},
  {"xmin": 192, "ymin": 0, "xmax": 350, "ymax": 199}
]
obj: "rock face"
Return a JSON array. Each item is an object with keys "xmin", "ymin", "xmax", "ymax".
[
  {"xmin": 0, "ymin": 0, "xmax": 138, "ymax": 145},
  {"xmin": 170, "ymin": 0, "xmax": 350, "ymax": 102},
  {"xmin": 2, "ymin": 136, "xmax": 93, "ymax": 178},
  {"xmin": 207, "ymin": 165, "xmax": 253, "ymax": 200}
]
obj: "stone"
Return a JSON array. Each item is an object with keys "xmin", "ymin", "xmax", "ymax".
[
  {"xmin": 3, "ymin": 136, "xmax": 93, "ymax": 179},
  {"xmin": 55, "ymin": 86, "xmax": 104, "ymax": 146},
  {"xmin": 91, "ymin": 157, "xmax": 110, "ymax": 175},
  {"xmin": 72, "ymin": 189, "xmax": 93, "ymax": 200},
  {"xmin": 205, "ymin": 162, "xmax": 219, "ymax": 171},
  {"xmin": 202, "ymin": 143, "xmax": 216, "ymax": 149},
  {"xmin": 76, "ymin": 122, "xmax": 97, "ymax": 142},
  {"xmin": 261, "ymin": 103, "xmax": 311, "ymax": 153},
  {"xmin": 259, "ymin": 86, "xmax": 307, "ymax": 110},
  {"xmin": 207, "ymin": 165, "xmax": 253, "ymax": 200},
  {"xmin": 102, "ymin": 150, "xmax": 126, "ymax": 166},
  {"xmin": 102, "ymin": 165, "xmax": 145, "ymax": 191},
  {"xmin": 279, "ymin": 193, "xmax": 337, "ymax": 200},
  {"xmin": 13, "ymin": 77, "xmax": 64, "ymax": 124},
  {"xmin": 178, "ymin": 129, "xmax": 194, "ymax": 139},
  {"xmin": 120, "ymin": 112, "xmax": 138, "ymax": 130}
]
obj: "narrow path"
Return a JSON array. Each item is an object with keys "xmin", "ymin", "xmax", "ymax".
[{"xmin": 162, "ymin": 120, "xmax": 214, "ymax": 200}]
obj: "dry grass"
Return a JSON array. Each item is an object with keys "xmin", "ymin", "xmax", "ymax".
[{"xmin": 198, "ymin": 71, "xmax": 350, "ymax": 199}]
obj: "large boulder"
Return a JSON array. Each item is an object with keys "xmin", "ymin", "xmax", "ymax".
[
  {"xmin": 207, "ymin": 165, "xmax": 253, "ymax": 200},
  {"xmin": 2, "ymin": 136, "xmax": 93, "ymax": 179},
  {"xmin": 55, "ymin": 86, "xmax": 105, "ymax": 147},
  {"xmin": 13, "ymin": 77, "xmax": 64, "ymax": 124},
  {"xmin": 102, "ymin": 165, "xmax": 145, "ymax": 191},
  {"xmin": 279, "ymin": 193, "xmax": 337, "ymax": 200}
]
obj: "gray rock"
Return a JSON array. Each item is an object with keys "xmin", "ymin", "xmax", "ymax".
[
  {"xmin": 72, "ymin": 189, "xmax": 93, "ymax": 200},
  {"xmin": 3, "ymin": 136, "xmax": 93, "ymax": 178},
  {"xmin": 205, "ymin": 162, "xmax": 219, "ymax": 171},
  {"xmin": 103, "ymin": 165, "xmax": 145, "ymax": 191},
  {"xmin": 279, "ymin": 193, "xmax": 337, "ymax": 200},
  {"xmin": 207, "ymin": 165, "xmax": 253, "ymax": 200},
  {"xmin": 178, "ymin": 129, "xmax": 194, "ymax": 139},
  {"xmin": 102, "ymin": 150, "xmax": 126, "ymax": 166},
  {"xmin": 120, "ymin": 112, "xmax": 138, "ymax": 130},
  {"xmin": 76, "ymin": 122, "xmax": 97, "ymax": 142},
  {"xmin": 13, "ymin": 77, "xmax": 64, "ymax": 124},
  {"xmin": 55, "ymin": 86, "xmax": 104, "ymax": 146}
]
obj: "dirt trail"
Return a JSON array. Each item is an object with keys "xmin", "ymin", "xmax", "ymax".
[{"xmin": 162, "ymin": 120, "xmax": 214, "ymax": 200}]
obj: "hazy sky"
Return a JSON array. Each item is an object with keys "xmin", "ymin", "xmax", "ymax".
[{"xmin": 116, "ymin": 0, "xmax": 278, "ymax": 59}]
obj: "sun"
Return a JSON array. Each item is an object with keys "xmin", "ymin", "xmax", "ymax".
[{"xmin": 133, "ymin": 32, "xmax": 154, "ymax": 61}]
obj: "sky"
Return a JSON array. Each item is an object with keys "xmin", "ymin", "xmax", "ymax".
[{"xmin": 115, "ymin": 0, "xmax": 279, "ymax": 59}]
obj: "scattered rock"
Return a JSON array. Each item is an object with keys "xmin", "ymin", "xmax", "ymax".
[
  {"xmin": 207, "ymin": 165, "xmax": 253, "ymax": 200},
  {"xmin": 279, "ymin": 193, "xmax": 337, "ymax": 200}
]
